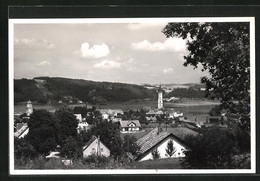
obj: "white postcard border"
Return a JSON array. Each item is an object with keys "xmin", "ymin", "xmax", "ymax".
[{"xmin": 9, "ymin": 17, "xmax": 256, "ymax": 175}]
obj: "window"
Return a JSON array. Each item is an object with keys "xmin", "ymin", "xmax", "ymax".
[
  {"xmin": 91, "ymin": 148, "xmax": 96, "ymax": 153},
  {"xmin": 100, "ymin": 148, "xmax": 103, "ymax": 152}
]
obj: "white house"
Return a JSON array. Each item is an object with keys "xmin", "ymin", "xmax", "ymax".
[
  {"xmin": 77, "ymin": 122, "xmax": 90, "ymax": 133},
  {"xmin": 83, "ymin": 136, "xmax": 110, "ymax": 158},
  {"xmin": 14, "ymin": 123, "xmax": 29, "ymax": 139},
  {"xmin": 119, "ymin": 120, "xmax": 141, "ymax": 133},
  {"xmin": 98, "ymin": 109, "xmax": 124, "ymax": 120},
  {"xmin": 74, "ymin": 114, "xmax": 82, "ymax": 122},
  {"xmin": 168, "ymin": 110, "xmax": 184, "ymax": 119},
  {"xmin": 136, "ymin": 128, "xmax": 188, "ymax": 162},
  {"xmin": 74, "ymin": 114, "xmax": 90, "ymax": 133}
]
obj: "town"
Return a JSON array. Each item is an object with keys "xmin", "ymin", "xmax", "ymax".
[{"xmin": 14, "ymin": 84, "xmax": 231, "ymax": 169}]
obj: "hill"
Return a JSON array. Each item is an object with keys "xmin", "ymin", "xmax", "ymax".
[{"xmin": 14, "ymin": 77, "xmax": 157, "ymax": 104}]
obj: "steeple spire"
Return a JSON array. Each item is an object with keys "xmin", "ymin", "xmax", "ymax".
[{"xmin": 157, "ymin": 84, "xmax": 163, "ymax": 109}]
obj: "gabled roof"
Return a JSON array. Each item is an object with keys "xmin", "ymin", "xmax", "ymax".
[
  {"xmin": 83, "ymin": 136, "xmax": 97, "ymax": 151},
  {"xmin": 119, "ymin": 120, "xmax": 141, "ymax": 128},
  {"xmin": 136, "ymin": 128, "xmax": 189, "ymax": 156},
  {"xmin": 82, "ymin": 135, "xmax": 110, "ymax": 152},
  {"xmin": 14, "ymin": 123, "xmax": 28, "ymax": 138},
  {"xmin": 136, "ymin": 128, "xmax": 172, "ymax": 155}
]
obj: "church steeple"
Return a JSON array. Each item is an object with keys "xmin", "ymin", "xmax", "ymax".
[
  {"xmin": 26, "ymin": 100, "xmax": 33, "ymax": 116},
  {"xmin": 157, "ymin": 84, "xmax": 163, "ymax": 110}
]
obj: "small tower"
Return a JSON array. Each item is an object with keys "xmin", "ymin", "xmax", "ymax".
[
  {"xmin": 157, "ymin": 84, "xmax": 163, "ymax": 110},
  {"xmin": 26, "ymin": 100, "xmax": 33, "ymax": 116}
]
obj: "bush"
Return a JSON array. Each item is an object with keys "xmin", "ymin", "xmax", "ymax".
[{"xmin": 183, "ymin": 127, "xmax": 238, "ymax": 169}]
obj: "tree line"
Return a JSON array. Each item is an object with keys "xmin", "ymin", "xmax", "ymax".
[
  {"xmin": 165, "ymin": 87, "xmax": 206, "ymax": 99},
  {"xmin": 14, "ymin": 77, "xmax": 156, "ymax": 104},
  {"xmin": 14, "ymin": 108, "xmax": 139, "ymax": 168}
]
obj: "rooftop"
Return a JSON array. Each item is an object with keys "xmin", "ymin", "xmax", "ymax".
[{"xmin": 120, "ymin": 120, "xmax": 141, "ymax": 128}]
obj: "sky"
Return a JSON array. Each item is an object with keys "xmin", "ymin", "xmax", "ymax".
[{"xmin": 13, "ymin": 21, "xmax": 209, "ymax": 84}]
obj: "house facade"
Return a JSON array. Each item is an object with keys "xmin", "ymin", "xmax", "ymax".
[
  {"xmin": 83, "ymin": 136, "xmax": 110, "ymax": 158},
  {"xmin": 119, "ymin": 120, "xmax": 141, "ymax": 133},
  {"xmin": 136, "ymin": 128, "xmax": 188, "ymax": 162}
]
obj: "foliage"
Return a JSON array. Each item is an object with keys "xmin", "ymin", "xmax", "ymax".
[
  {"xmin": 14, "ymin": 78, "xmax": 46, "ymax": 103},
  {"xmin": 122, "ymin": 135, "xmax": 139, "ymax": 156},
  {"xmin": 15, "ymin": 155, "xmax": 132, "ymax": 169},
  {"xmin": 183, "ymin": 127, "xmax": 242, "ymax": 168},
  {"xmin": 209, "ymin": 105, "xmax": 223, "ymax": 116},
  {"xmin": 165, "ymin": 140, "xmax": 177, "ymax": 158},
  {"xmin": 15, "ymin": 156, "xmax": 66, "ymax": 169},
  {"xmin": 55, "ymin": 108, "xmax": 78, "ymax": 144},
  {"xmin": 73, "ymin": 106, "xmax": 88, "ymax": 118},
  {"xmin": 86, "ymin": 110, "xmax": 102, "ymax": 125},
  {"xmin": 14, "ymin": 137, "xmax": 39, "ymax": 159},
  {"xmin": 152, "ymin": 148, "xmax": 160, "ymax": 160},
  {"xmin": 60, "ymin": 136, "xmax": 82, "ymax": 159},
  {"xmin": 156, "ymin": 114, "xmax": 167, "ymax": 125},
  {"xmin": 166, "ymin": 87, "xmax": 205, "ymax": 99},
  {"xmin": 27, "ymin": 108, "xmax": 79, "ymax": 155},
  {"xmin": 27, "ymin": 109, "xmax": 59, "ymax": 154},
  {"xmin": 78, "ymin": 121, "xmax": 124, "ymax": 158},
  {"xmin": 162, "ymin": 22, "xmax": 250, "ymax": 132},
  {"xmin": 231, "ymin": 153, "xmax": 251, "ymax": 169}
]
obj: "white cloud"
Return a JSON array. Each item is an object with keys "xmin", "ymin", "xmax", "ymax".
[
  {"xmin": 14, "ymin": 38, "xmax": 55, "ymax": 49},
  {"xmin": 93, "ymin": 60, "xmax": 121, "ymax": 69},
  {"xmin": 127, "ymin": 23, "xmax": 166, "ymax": 30},
  {"xmin": 163, "ymin": 68, "xmax": 173, "ymax": 74},
  {"xmin": 14, "ymin": 38, "xmax": 35, "ymax": 45},
  {"xmin": 36, "ymin": 61, "xmax": 51, "ymax": 66},
  {"xmin": 131, "ymin": 38, "xmax": 186, "ymax": 52},
  {"xmin": 81, "ymin": 42, "xmax": 110, "ymax": 58}
]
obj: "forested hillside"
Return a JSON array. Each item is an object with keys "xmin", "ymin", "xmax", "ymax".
[
  {"xmin": 14, "ymin": 77, "xmax": 157, "ymax": 104},
  {"xmin": 165, "ymin": 87, "xmax": 206, "ymax": 99}
]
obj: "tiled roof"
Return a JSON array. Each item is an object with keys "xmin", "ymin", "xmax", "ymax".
[
  {"xmin": 136, "ymin": 128, "xmax": 172, "ymax": 154},
  {"xmin": 120, "ymin": 120, "xmax": 141, "ymax": 128},
  {"xmin": 136, "ymin": 127, "xmax": 197, "ymax": 155},
  {"xmin": 83, "ymin": 136, "xmax": 97, "ymax": 151},
  {"xmin": 166, "ymin": 127, "xmax": 199, "ymax": 140},
  {"xmin": 14, "ymin": 123, "xmax": 28, "ymax": 138}
]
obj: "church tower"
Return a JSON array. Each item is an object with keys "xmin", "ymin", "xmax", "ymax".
[
  {"xmin": 157, "ymin": 85, "xmax": 163, "ymax": 110},
  {"xmin": 26, "ymin": 100, "xmax": 33, "ymax": 116}
]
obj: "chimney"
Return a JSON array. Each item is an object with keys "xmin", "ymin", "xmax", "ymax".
[{"xmin": 157, "ymin": 127, "xmax": 160, "ymax": 135}]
